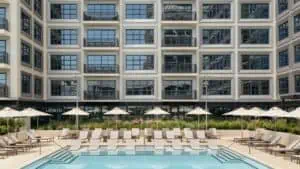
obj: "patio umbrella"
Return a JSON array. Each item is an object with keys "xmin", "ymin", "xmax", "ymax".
[
  {"xmin": 0, "ymin": 107, "xmax": 23, "ymax": 133},
  {"xmin": 186, "ymin": 107, "xmax": 211, "ymax": 129},
  {"xmin": 62, "ymin": 108, "xmax": 89, "ymax": 130},
  {"xmin": 145, "ymin": 107, "xmax": 170, "ymax": 129},
  {"xmin": 258, "ymin": 107, "xmax": 289, "ymax": 130},
  {"xmin": 104, "ymin": 107, "xmax": 129, "ymax": 129},
  {"xmin": 287, "ymin": 107, "xmax": 300, "ymax": 119},
  {"xmin": 21, "ymin": 108, "xmax": 52, "ymax": 129}
]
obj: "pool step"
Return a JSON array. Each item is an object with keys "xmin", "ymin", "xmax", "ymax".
[
  {"xmin": 47, "ymin": 149, "xmax": 78, "ymax": 164},
  {"xmin": 212, "ymin": 148, "xmax": 242, "ymax": 163}
]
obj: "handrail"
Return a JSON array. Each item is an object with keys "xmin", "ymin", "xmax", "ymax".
[{"xmin": 53, "ymin": 140, "xmax": 66, "ymax": 149}]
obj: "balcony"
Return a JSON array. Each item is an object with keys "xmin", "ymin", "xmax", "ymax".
[
  {"xmin": 83, "ymin": 11, "xmax": 119, "ymax": 21},
  {"xmin": 84, "ymin": 64, "xmax": 119, "ymax": 73},
  {"xmin": 84, "ymin": 38, "xmax": 119, "ymax": 47},
  {"xmin": 0, "ymin": 18, "xmax": 8, "ymax": 31},
  {"xmin": 84, "ymin": 90, "xmax": 119, "ymax": 100},
  {"xmin": 162, "ymin": 90, "xmax": 196, "ymax": 100},
  {"xmin": 162, "ymin": 37, "xmax": 197, "ymax": 47},
  {"xmin": 162, "ymin": 11, "xmax": 196, "ymax": 21},
  {"xmin": 162, "ymin": 63, "xmax": 197, "ymax": 73},
  {"xmin": 0, "ymin": 85, "xmax": 8, "ymax": 97},
  {"xmin": 0, "ymin": 52, "xmax": 8, "ymax": 64}
]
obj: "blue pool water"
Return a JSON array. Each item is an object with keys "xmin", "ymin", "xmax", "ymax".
[{"xmin": 23, "ymin": 147, "xmax": 271, "ymax": 169}]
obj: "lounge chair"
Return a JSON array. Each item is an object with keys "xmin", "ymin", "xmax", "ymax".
[
  {"xmin": 184, "ymin": 130, "xmax": 194, "ymax": 142},
  {"xmin": 144, "ymin": 128, "xmax": 153, "ymax": 141},
  {"xmin": 251, "ymin": 136, "xmax": 281, "ymax": 148},
  {"xmin": 173, "ymin": 128, "xmax": 181, "ymax": 138},
  {"xmin": 90, "ymin": 129, "xmax": 102, "ymax": 140},
  {"xmin": 166, "ymin": 130, "xmax": 175, "ymax": 143},
  {"xmin": 132, "ymin": 128, "xmax": 140, "ymax": 139},
  {"xmin": 0, "ymin": 139, "xmax": 27, "ymax": 152},
  {"xmin": 233, "ymin": 130, "xmax": 251, "ymax": 142},
  {"xmin": 242, "ymin": 134, "xmax": 274, "ymax": 145},
  {"xmin": 69, "ymin": 139, "xmax": 81, "ymax": 151},
  {"xmin": 3, "ymin": 136, "xmax": 34, "ymax": 148},
  {"xmin": 154, "ymin": 139, "xmax": 165, "ymax": 150},
  {"xmin": 8, "ymin": 135, "xmax": 22, "ymax": 144},
  {"xmin": 190, "ymin": 140, "xmax": 204, "ymax": 150},
  {"xmin": 88, "ymin": 139, "xmax": 100, "ymax": 151},
  {"xmin": 268, "ymin": 139, "xmax": 300, "ymax": 156},
  {"xmin": 195, "ymin": 130, "xmax": 207, "ymax": 143},
  {"xmin": 206, "ymin": 128, "xmax": 220, "ymax": 139},
  {"xmin": 26, "ymin": 131, "xmax": 54, "ymax": 143},
  {"xmin": 123, "ymin": 130, "xmax": 135, "ymax": 145},
  {"xmin": 78, "ymin": 131, "xmax": 89, "ymax": 143},
  {"xmin": 107, "ymin": 130, "xmax": 119, "ymax": 150},
  {"xmin": 58, "ymin": 128, "xmax": 70, "ymax": 139},
  {"xmin": 172, "ymin": 139, "xmax": 183, "ymax": 150}
]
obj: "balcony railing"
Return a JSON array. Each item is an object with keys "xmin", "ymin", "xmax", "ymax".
[
  {"xmin": 84, "ymin": 38, "xmax": 119, "ymax": 47},
  {"xmin": 0, "ymin": 85, "xmax": 8, "ymax": 97},
  {"xmin": 162, "ymin": 37, "xmax": 197, "ymax": 47},
  {"xmin": 83, "ymin": 11, "xmax": 119, "ymax": 21},
  {"xmin": 84, "ymin": 90, "xmax": 119, "ymax": 100},
  {"xmin": 84, "ymin": 64, "xmax": 119, "ymax": 73},
  {"xmin": 0, "ymin": 52, "xmax": 8, "ymax": 64},
  {"xmin": 0, "ymin": 18, "xmax": 8, "ymax": 31},
  {"xmin": 162, "ymin": 90, "xmax": 196, "ymax": 100},
  {"xmin": 162, "ymin": 63, "xmax": 197, "ymax": 73},
  {"xmin": 162, "ymin": 11, "xmax": 197, "ymax": 21}
]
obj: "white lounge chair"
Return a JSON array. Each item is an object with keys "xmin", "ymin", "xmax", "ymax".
[
  {"xmin": 172, "ymin": 139, "xmax": 183, "ymax": 150},
  {"xmin": 173, "ymin": 128, "xmax": 181, "ymax": 138},
  {"xmin": 91, "ymin": 129, "xmax": 102, "ymax": 140},
  {"xmin": 132, "ymin": 128, "xmax": 140, "ymax": 139},
  {"xmin": 58, "ymin": 128, "xmax": 70, "ymax": 139},
  {"xmin": 184, "ymin": 129, "xmax": 194, "ymax": 142},
  {"xmin": 107, "ymin": 131, "xmax": 119, "ymax": 150},
  {"xmin": 166, "ymin": 130, "xmax": 175, "ymax": 142},
  {"xmin": 196, "ymin": 130, "xmax": 207, "ymax": 143},
  {"xmin": 123, "ymin": 130, "xmax": 135, "ymax": 145},
  {"xmin": 79, "ymin": 131, "xmax": 89, "ymax": 142},
  {"xmin": 154, "ymin": 139, "xmax": 165, "ymax": 150},
  {"xmin": 88, "ymin": 139, "xmax": 100, "ymax": 151},
  {"xmin": 69, "ymin": 139, "xmax": 81, "ymax": 151},
  {"xmin": 190, "ymin": 140, "xmax": 204, "ymax": 150},
  {"xmin": 206, "ymin": 128, "xmax": 220, "ymax": 139},
  {"xmin": 268, "ymin": 139, "xmax": 300, "ymax": 155}
]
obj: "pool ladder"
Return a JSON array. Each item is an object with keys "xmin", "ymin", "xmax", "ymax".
[
  {"xmin": 212, "ymin": 148, "xmax": 242, "ymax": 163},
  {"xmin": 47, "ymin": 147, "xmax": 78, "ymax": 164}
]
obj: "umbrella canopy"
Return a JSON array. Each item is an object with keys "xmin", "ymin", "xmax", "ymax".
[
  {"xmin": 287, "ymin": 107, "xmax": 300, "ymax": 119},
  {"xmin": 0, "ymin": 107, "xmax": 23, "ymax": 118},
  {"xmin": 21, "ymin": 108, "xmax": 51, "ymax": 117},
  {"xmin": 259, "ymin": 107, "xmax": 288, "ymax": 118},
  {"xmin": 224, "ymin": 107, "xmax": 249, "ymax": 116},
  {"xmin": 186, "ymin": 107, "xmax": 211, "ymax": 116},
  {"xmin": 104, "ymin": 107, "xmax": 129, "ymax": 115},
  {"xmin": 62, "ymin": 108, "xmax": 89, "ymax": 116},
  {"xmin": 145, "ymin": 107, "xmax": 170, "ymax": 115}
]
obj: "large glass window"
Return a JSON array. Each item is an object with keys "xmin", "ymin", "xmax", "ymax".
[
  {"xmin": 34, "ymin": 21, "xmax": 43, "ymax": 43},
  {"xmin": 21, "ymin": 72, "xmax": 32, "ymax": 96},
  {"xmin": 162, "ymin": 4, "xmax": 194, "ymax": 20},
  {"xmin": 278, "ymin": 0, "xmax": 288, "ymax": 14},
  {"xmin": 279, "ymin": 77, "xmax": 289, "ymax": 94},
  {"xmin": 126, "ymin": 80, "xmax": 154, "ymax": 96},
  {"xmin": 203, "ymin": 55, "xmax": 231, "ymax": 70},
  {"xmin": 163, "ymin": 55, "xmax": 193, "ymax": 73},
  {"xmin": 86, "ymin": 29, "xmax": 116, "ymax": 46},
  {"xmin": 241, "ymin": 55, "xmax": 269, "ymax": 70},
  {"xmin": 21, "ymin": 10, "xmax": 31, "ymax": 35},
  {"xmin": 86, "ymin": 4, "xmax": 116, "ymax": 20},
  {"xmin": 34, "ymin": 48, "xmax": 42, "ymax": 70},
  {"xmin": 0, "ymin": 73, "xmax": 6, "ymax": 86},
  {"xmin": 294, "ymin": 14, "xmax": 300, "ymax": 33},
  {"xmin": 203, "ymin": 80, "xmax": 231, "ymax": 95},
  {"xmin": 87, "ymin": 80, "xmax": 116, "ymax": 92},
  {"xmin": 0, "ymin": 8, "xmax": 7, "ymax": 30},
  {"xmin": 278, "ymin": 21, "xmax": 289, "ymax": 41},
  {"xmin": 51, "ymin": 80, "xmax": 77, "ymax": 96},
  {"xmin": 126, "ymin": 55, "xmax": 154, "ymax": 71},
  {"xmin": 50, "ymin": 29, "xmax": 78, "ymax": 45},
  {"xmin": 126, "ymin": 29, "xmax": 154, "ymax": 45},
  {"xmin": 241, "ymin": 29, "xmax": 269, "ymax": 44},
  {"xmin": 21, "ymin": 41, "xmax": 31, "ymax": 65},
  {"xmin": 241, "ymin": 3, "xmax": 269, "ymax": 19},
  {"xmin": 0, "ymin": 40, "xmax": 6, "ymax": 64},
  {"xmin": 203, "ymin": 29, "xmax": 231, "ymax": 44},
  {"xmin": 279, "ymin": 50, "xmax": 289, "ymax": 67},
  {"xmin": 163, "ymin": 80, "xmax": 192, "ymax": 97},
  {"xmin": 34, "ymin": 77, "xmax": 42, "ymax": 97},
  {"xmin": 50, "ymin": 55, "xmax": 77, "ymax": 71},
  {"xmin": 126, "ymin": 4, "xmax": 153, "ymax": 19},
  {"xmin": 203, "ymin": 4, "xmax": 231, "ymax": 19},
  {"xmin": 241, "ymin": 80, "xmax": 269, "ymax": 95},
  {"xmin": 163, "ymin": 29, "xmax": 193, "ymax": 46},
  {"xmin": 50, "ymin": 4, "xmax": 78, "ymax": 20},
  {"xmin": 295, "ymin": 75, "xmax": 300, "ymax": 92},
  {"xmin": 87, "ymin": 55, "xmax": 115, "ymax": 65},
  {"xmin": 34, "ymin": 0, "xmax": 43, "ymax": 17},
  {"xmin": 295, "ymin": 44, "xmax": 300, "ymax": 63}
]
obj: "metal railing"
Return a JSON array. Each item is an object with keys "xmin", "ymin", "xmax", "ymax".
[
  {"xmin": 162, "ymin": 37, "xmax": 197, "ymax": 47},
  {"xmin": 83, "ymin": 11, "xmax": 119, "ymax": 21},
  {"xmin": 162, "ymin": 63, "xmax": 197, "ymax": 73},
  {"xmin": 84, "ymin": 90, "xmax": 119, "ymax": 100},
  {"xmin": 84, "ymin": 64, "xmax": 119, "ymax": 73},
  {"xmin": 0, "ymin": 52, "xmax": 8, "ymax": 64},
  {"xmin": 0, "ymin": 18, "xmax": 8, "ymax": 31},
  {"xmin": 84, "ymin": 38, "xmax": 119, "ymax": 47},
  {"xmin": 162, "ymin": 90, "xmax": 196, "ymax": 100},
  {"xmin": 162, "ymin": 11, "xmax": 197, "ymax": 21}
]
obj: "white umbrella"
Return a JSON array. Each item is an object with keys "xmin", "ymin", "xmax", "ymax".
[
  {"xmin": 287, "ymin": 107, "xmax": 300, "ymax": 119},
  {"xmin": 145, "ymin": 107, "xmax": 170, "ymax": 129},
  {"xmin": 186, "ymin": 107, "xmax": 211, "ymax": 129},
  {"xmin": 0, "ymin": 107, "xmax": 23, "ymax": 133},
  {"xmin": 21, "ymin": 108, "xmax": 52, "ymax": 128},
  {"xmin": 104, "ymin": 107, "xmax": 129, "ymax": 129},
  {"xmin": 63, "ymin": 108, "xmax": 89, "ymax": 129},
  {"xmin": 259, "ymin": 107, "xmax": 289, "ymax": 130}
]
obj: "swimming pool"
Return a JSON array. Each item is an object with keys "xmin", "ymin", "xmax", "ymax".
[{"xmin": 22, "ymin": 146, "xmax": 271, "ymax": 169}]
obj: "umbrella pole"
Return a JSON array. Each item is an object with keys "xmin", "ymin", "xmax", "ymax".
[
  {"xmin": 116, "ymin": 116, "xmax": 118, "ymax": 130},
  {"xmin": 6, "ymin": 118, "xmax": 9, "ymax": 134},
  {"xmin": 197, "ymin": 115, "xmax": 199, "ymax": 129},
  {"xmin": 37, "ymin": 117, "xmax": 39, "ymax": 129},
  {"xmin": 76, "ymin": 115, "xmax": 79, "ymax": 130}
]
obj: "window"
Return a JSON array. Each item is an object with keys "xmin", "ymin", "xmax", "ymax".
[
  {"xmin": 203, "ymin": 80, "xmax": 231, "ymax": 95},
  {"xmin": 126, "ymin": 55, "xmax": 154, "ymax": 71},
  {"xmin": 50, "ymin": 29, "xmax": 78, "ymax": 45},
  {"xmin": 163, "ymin": 4, "xmax": 194, "ymax": 20},
  {"xmin": 295, "ymin": 44, "xmax": 300, "ymax": 63},
  {"xmin": 87, "ymin": 80, "xmax": 116, "ymax": 94},
  {"xmin": 203, "ymin": 4, "xmax": 231, "ymax": 19},
  {"xmin": 21, "ymin": 41, "xmax": 31, "ymax": 65},
  {"xmin": 34, "ymin": 21, "xmax": 43, "ymax": 43},
  {"xmin": 34, "ymin": 0, "xmax": 43, "ymax": 17},
  {"xmin": 278, "ymin": 21, "xmax": 289, "ymax": 41},
  {"xmin": 278, "ymin": 0, "xmax": 288, "ymax": 14},
  {"xmin": 295, "ymin": 75, "xmax": 300, "ymax": 92},
  {"xmin": 126, "ymin": 4, "xmax": 153, "ymax": 19},
  {"xmin": 241, "ymin": 80, "xmax": 269, "ymax": 95},
  {"xmin": 34, "ymin": 77, "xmax": 42, "ymax": 97},
  {"xmin": 163, "ymin": 29, "xmax": 193, "ymax": 46},
  {"xmin": 241, "ymin": 29, "xmax": 269, "ymax": 44},
  {"xmin": 51, "ymin": 4, "xmax": 78, "ymax": 20},
  {"xmin": 279, "ymin": 77, "xmax": 288, "ymax": 94},
  {"xmin": 126, "ymin": 29, "xmax": 154, "ymax": 45},
  {"xmin": 203, "ymin": 55, "xmax": 231, "ymax": 70},
  {"xmin": 0, "ymin": 8, "xmax": 7, "ymax": 30},
  {"xmin": 0, "ymin": 40, "xmax": 7, "ymax": 64},
  {"xmin": 86, "ymin": 29, "xmax": 116, "ymax": 46},
  {"xmin": 279, "ymin": 50, "xmax": 289, "ymax": 67},
  {"xmin": 50, "ymin": 55, "xmax": 77, "ymax": 71},
  {"xmin": 34, "ymin": 48, "xmax": 42, "ymax": 70},
  {"xmin": 126, "ymin": 80, "xmax": 154, "ymax": 96},
  {"xmin": 51, "ymin": 80, "xmax": 77, "ymax": 96},
  {"xmin": 86, "ymin": 4, "xmax": 117, "ymax": 20},
  {"xmin": 294, "ymin": 14, "xmax": 300, "ymax": 33},
  {"xmin": 241, "ymin": 3, "xmax": 269, "ymax": 19},
  {"xmin": 21, "ymin": 72, "xmax": 32, "ymax": 96},
  {"xmin": 21, "ymin": 11, "xmax": 31, "ymax": 36},
  {"xmin": 203, "ymin": 29, "xmax": 231, "ymax": 44},
  {"xmin": 87, "ymin": 55, "xmax": 115, "ymax": 65},
  {"xmin": 163, "ymin": 80, "xmax": 193, "ymax": 97},
  {"xmin": 241, "ymin": 55, "xmax": 269, "ymax": 70},
  {"xmin": 0, "ymin": 73, "xmax": 6, "ymax": 86}
]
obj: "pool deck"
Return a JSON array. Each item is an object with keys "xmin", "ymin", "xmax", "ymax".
[{"xmin": 0, "ymin": 139, "xmax": 300, "ymax": 169}]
